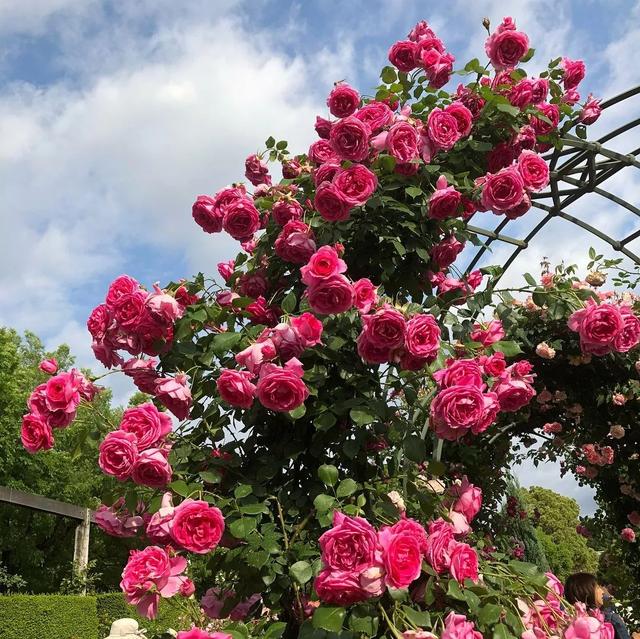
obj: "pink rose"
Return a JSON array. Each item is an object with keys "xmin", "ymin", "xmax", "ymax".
[
  {"xmin": 327, "ymin": 83, "xmax": 360, "ymax": 118},
  {"xmin": 444, "ymin": 102, "xmax": 473, "ymax": 137},
  {"xmin": 530, "ymin": 103, "xmax": 560, "ymax": 136},
  {"xmin": 146, "ymin": 493, "xmax": 176, "ymax": 544},
  {"xmin": 430, "ymin": 386, "xmax": 499, "ymax": 440},
  {"xmin": 239, "ymin": 271, "xmax": 268, "ymax": 299},
  {"xmin": 579, "ymin": 95, "xmax": 602, "ymax": 125},
  {"xmin": 301, "ymin": 246, "xmax": 347, "ymax": 286},
  {"xmin": 531, "ymin": 78, "xmax": 549, "ymax": 104},
  {"xmin": 201, "ymin": 588, "xmax": 261, "ymax": 621},
  {"xmin": 132, "ymin": 448, "xmax": 173, "ymax": 488},
  {"xmin": 434, "ymin": 359, "xmax": 483, "ymax": 389},
  {"xmin": 486, "ymin": 142, "xmax": 516, "ymax": 173},
  {"xmin": 155, "ymin": 374, "xmax": 192, "ymax": 420},
  {"xmin": 357, "ymin": 331, "xmax": 392, "ymax": 364},
  {"xmin": 628, "ymin": 511, "xmax": 640, "ymax": 526},
  {"xmin": 272, "ymin": 199, "xmax": 303, "ymax": 226},
  {"xmin": 87, "ymin": 303, "xmax": 112, "ymax": 340},
  {"xmin": 361, "ymin": 306, "xmax": 406, "ymax": 350},
  {"xmin": 119, "ymin": 403, "xmax": 172, "ymax": 450},
  {"xmin": 314, "ymin": 181, "xmax": 351, "ymax": 222},
  {"xmin": 441, "ymin": 611, "xmax": 483, "ymax": 639},
  {"xmin": 388, "ymin": 40, "xmax": 418, "ymax": 72},
  {"xmin": 192, "ymin": 195, "xmax": 224, "ymax": 233},
  {"xmin": 217, "ymin": 260, "xmax": 235, "ymax": 282},
  {"xmin": 39, "ymin": 358, "xmax": 58, "ymax": 375},
  {"xmin": 430, "ymin": 236, "xmax": 465, "ymax": 269},
  {"xmin": 235, "ymin": 340, "xmax": 277, "ymax": 375},
  {"xmin": 120, "ymin": 545, "xmax": 187, "ymax": 619},
  {"xmin": 307, "ymin": 275, "xmax": 354, "ymax": 315},
  {"xmin": 379, "ymin": 525, "xmax": 422, "ymax": 589},
  {"xmin": 614, "ymin": 308, "xmax": 640, "ymax": 352},
  {"xmin": 424, "ymin": 519, "xmax": 455, "ymax": 573},
  {"xmin": 123, "ymin": 358, "xmax": 160, "ymax": 394},
  {"xmin": 546, "ymin": 571, "xmax": 564, "ymax": 598},
  {"xmin": 386, "ymin": 122, "xmax": 420, "ymax": 163},
  {"xmin": 470, "ymin": 320, "xmax": 505, "ymax": 346},
  {"xmin": 146, "ymin": 285, "xmax": 183, "ymax": 325},
  {"xmin": 493, "ymin": 377, "xmax": 535, "ymax": 412},
  {"xmin": 449, "ymin": 542, "xmax": 479, "ymax": 583},
  {"xmin": 171, "ymin": 499, "xmax": 225, "ymax": 554},
  {"xmin": 244, "ymin": 154, "xmax": 271, "ymax": 187},
  {"xmin": 319, "ymin": 511, "xmax": 380, "ymax": 571},
  {"xmin": 565, "ymin": 605, "xmax": 614, "ymax": 639},
  {"xmin": 269, "ymin": 323, "xmax": 306, "ymax": 360},
  {"xmin": 355, "ymin": 101, "xmax": 393, "ymax": 133},
  {"xmin": 450, "ymin": 477, "xmax": 482, "ymax": 522},
  {"xmin": 333, "ymin": 164, "xmax": 378, "ymax": 207},
  {"xmin": 21, "ymin": 413, "xmax": 54, "ymax": 453},
  {"xmin": 95, "ymin": 500, "xmax": 144, "ymax": 538},
  {"xmin": 308, "ymin": 139, "xmax": 339, "ymax": 164},
  {"xmin": 275, "ymin": 220, "xmax": 316, "ymax": 264},
  {"xmin": 99, "ymin": 431, "xmax": 138, "ymax": 480},
  {"xmin": 353, "ymin": 278, "xmax": 378, "ymax": 314},
  {"xmin": 568, "ymin": 300, "xmax": 625, "ymax": 355},
  {"xmin": 404, "ymin": 313, "xmax": 441, "ymax": 361},
  {"xmin": 313, "ymin": 162, "xmax": 341, "ymax": 186},
  {"xmin": 455, "ymin": 84, "xmax": 485, "ymax": 120},
  {"xmin": 290, "ymin": 312, "xmax": 324, "ymax": 347},
  {"xmin": 329, "ymin": 116, "xmax": 371, "ymax": 162},
  {"xmin": 484, "ymin": 17, "xmax": 530, "ymax": 70},
  {"xmin": 45, "ymin": 371, "xmax": 81, "ymax": 413},
  {"xmin": 427, "ymin": 108, "xmax": 461, "ymax": 151},
  {"xmin": 178, "ymin": 630, "xmax": 232, "ymax": 639},
  {"xmin": 217, "ymin": 369, "xmax": 256, "ymax": 409},
  {"xmin": 517, "ymin": 150, "xmax": 549, "ymax": 192},
  {"xmin": 106, "ymin": 275, "xmax": 139, "ymax": 308},
  {"xmin": 621, "ymin": 527, "xmax": 636, "ymax": 543},
  {"xmin": 314, "ymin": 569, "xmax": 371, "ymax": 606},
  {"xmin": 282, "ymin": 158, "xmax": 302, "ymax": 178},
  {"xmin": 564, "ymin": 89, "xmax": 581, "ymax": 106},
  {"xmin": 480, "ymin": 352, "xmax": 506, "ymax": 377},
  {"xmin": 428, "ymin": 175, "xmax": 462, "ymax": 220},
  {"xmin": 111, "ymin": 290, "xmax": 148, "ymax": 330},
  {"xmin": 481, "ymin": 167, "xmax": 526, "ymax": 213},
  {"xmin": 562, "ymin": 58, "xmax": 586, "ymax": 90},
  {"xmin": 315, "ymin": 116, "xmax": 332, "ymax": 140},
  {"xmin": 222, "ymin": 197, "xmax": 261, "ymax": 241},
  {"xmin": 256, "ymin": 360, "xmax": 309, "ymax": 412},
  {"xmin": 513, "ymin": 125, "xmax": 537, "ymax": 151},
  {"xmin": 508, "ymin": 79, "xmax": 534, "ymax": 108}
]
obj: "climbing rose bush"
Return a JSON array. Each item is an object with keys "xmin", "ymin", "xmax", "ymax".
[{"xmin": 19, "ymin": 15, "xmax": 633, "ymax": 639}]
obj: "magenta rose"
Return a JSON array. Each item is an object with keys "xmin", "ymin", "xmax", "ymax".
[
  {"xmin": 327, "ymin": 83, "xmax": 360, "ymax": 118},
  {"xmin": 449, "ymin": 542, "xmax": 479, "ymax": 584},
  {"xmin": 455, "ymin": 84, "xmax": 485, "ymax": 120},
  {"xmin": 579, "ymin": 95, "xmax": 602, "ymax": 125},
  {"xmin": 132, "ymin": 448, "xmax": 172, "ymax": 488},
  {"xmin": 313, "ymin": 161, "xmax": 341, "ymax": 185},
  {"xmin": 434, "ymin": 359, "xmax": 484, "ymax": 389},
  {"xmin": 217, "ymin": 369, "xmax": 256, "ymax": 409},
  {"xmin": 217, "ymin": 260, "xmax": 235, "ymax": 282},
  {"xmin": 484, "ymin": 18, "xmax": 530, "ymax": 70},
  {"xmin": 427, "ymin": 108, "xmax": 461, "ymax": 151},
  {"xmin": 486, "ymin": 142, "xmax": 516, "ymax": 173},
  {"xmin": 272, "ymin": 199, "xmax": 303, "ymax": 226},
  {"xmin": 192, "ymin": 195, "xmax": 224, "ymax": 234},
  {"xmin": 282, "ymin": 158, "xmax": 302, "ymax": 178},
  {"xmin": 222, "ymin": 197, "xmax": 261, "ymax": 241},
  {"xmin": 314, "ymin": 569, "xmax": 371, "ymax": 606},
  {"xmin": 562, "ymin": 57, "xmax": 586, "ymax": 90},
  {"xmin": 95, "ymin": 501, "xmax": 144, "ymax": 538},
  {"xmin": 530, "ymin": 102, "xmax": 560, "ymax": 136},
  {"xmin": 357, "ymin": 331, "xmax": 392, "ymax": 364},
  {"xmin": 431, "ymin": 235, "xmax": 464, "ymax": 269},
  {"xmin": 178, "ymin": 629, "xmax": 231, "ymax": 639},
  {"xmin": 44, "ymin": 371, "xmax": 81, "ymax": 413},
  {"xmin": 105, "ymin": 275, "xmax": 139, "ymax": 310},
  {"xmin": 470, "ymin": 320, "xmax": 505, "ymax": 346},
  {"xmin": 329, "ymin": 116, "xmax": 371, "ymax": 162},
  {"xmin": 308, "ymin": 140, "xmax": 339, "ymax": 164},
  {"xmin": 379, "ymin": 526, "xmax": 422, "ymax": 589},
  {"xmin": 517, "ymin": 150, "xmax": 549, "ymax": 191},
  {"xmin": 21, "ymin": 413, "xmax": 54, "ymax": 453},
  {"xmin": 450, "ymin": 477, "xmax": 482, "ymax": 522},
  {"xmin": 424, "ymin": 519, "xmax": 455, "ymax": 573},
  {"xmin": 355, "ymin": 101, "xmax": 393, "ymax": 132},
  {"xmin": 275, "ymin": 220, "xmax": 316, "ymax": 264},
  {"xmin": 122, "ymin": 358, "xmax": 160, "ymax": 394},
  {"xmin": 493, "ymin": 377, "xmax": 535, "ymax": 412},
  {"xmin": 269, "ymin": 322, "xmax": 306, "ymax": 360},
  {"xmin": 256, "ymin": 360, "xmax": 309, "ymax": 412},
  {"xmin": 388, "ymin": 40, "xmax": 418, "ymax": 72},
  {"xmin": 119, "ymin": 403, "xmax": 172, "ymax": 450},
  {"xmin": 614, "ymin": 308, "xmax": 640, "ymax": 352},
  {"xmin": 171, "ymin": 499, "xmax": 225, "ymax": 554},
  {"xmin": 307, "ymin": 275, "xmax": 354, "ymax": 315},
  {"xmin": 445, "ymin": 102, "xmax": 473, "ymax": 137},
  {"xmin": 244, "ymin": 154, "xmax": 271, "ymax": 187},
  {"xmin": 353, "ymin": 278, "xmax": 378, "ymax": 314},
  {"xmin": 621, "ymin": 528, "xmax": 636, "ymax": 543},
  {"xmin": 39, "ymin": 358, "xmax": 58, "ymax": 375},
  {"xmin": 428, "ymin": 175, "xmax": 462, "ymax": 219},
  {"xmin": 154, "ymin": 373, "xmax": 192, "ymax": 420},
  {"xmin": 99, "ymin": 431, "xmax": 138, "ymax": 480},
  {"xmin": 386, "ymin": 122, "xmax": 420, "ymax": 163},
  {"xmin": 404, "ymin": 314, "xmax": 440, "ymax": 361},
  {"xmin": 480, "ymin": 166, "xmax": 526, "ymax": 213},
  {"xmin": 290, "ymin": 312, "xmax": 324, "ymax": 347},
  {"xmin": 333, "ymin": 164, "xmax": 378, "ymax": 207},
  {"xmin": 319, "ymin": 511, "xmax": 379, "ymax": 571},
  {"xmin": 441, "ymin": 612, "xmax": 483, "ymax": 639},
  {"xmin": 301, "ymin": 245, "xmax": 347, "ymax": 286},
  {"xmin": 361, "ymin": 306, "xmax": 406, "ymax": 350},
  {"xmin": 87, "ymin": 303, "xmax": 112, "ymax": 340},
  {"xmin": 314, "ymin": 182, "xmax": 351, "ymax": 222},
  {"xmin": 315, "ymin": 116, "xmax": 332, "ymax": 139},
  {"xmin": 239, "ymin": 271, "xmax": 268, "ymax": 299},
  {"xmin": 531, "ymin": 78, "xmax": 549, "ymax": 104},
  {"xmin": 568, "ymin": 300, "xmax": 625, "ymax": 355},
  {"xmin": 112, "ymin": 290, "xmax": 148, "ymax": 330}
]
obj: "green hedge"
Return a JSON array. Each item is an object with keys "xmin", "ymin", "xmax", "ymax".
[{"xmin": 0, "ymin": 593, "xmax": 184, "ymax": 639}]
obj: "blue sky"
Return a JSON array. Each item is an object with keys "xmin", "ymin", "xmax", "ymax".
[{"xmin": 2, "ymin": 0, "xmax": 640, "ymax": 513}]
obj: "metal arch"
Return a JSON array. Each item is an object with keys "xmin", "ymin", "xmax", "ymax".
[{"xmin": 464, "ymin": 86, "xmax": 640, "ymax": 282}]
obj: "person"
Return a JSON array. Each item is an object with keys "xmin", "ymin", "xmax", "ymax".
[
  {"xmin": 105, "ymin": 618, "xmax": 147, "ymax": 639},
  {"xmin": 564, "ymin": 573, "xmax": 631, "ymax": 639}
]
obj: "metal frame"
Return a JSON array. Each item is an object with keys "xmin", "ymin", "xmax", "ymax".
[{"xmin": 465, "ymin": 86, "xmax": 640, "ymax": 283}]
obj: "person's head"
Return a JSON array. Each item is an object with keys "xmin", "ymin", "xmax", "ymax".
[{"xmin": 565, "ymin": 573, "xmax": 605, "ymax": 608}]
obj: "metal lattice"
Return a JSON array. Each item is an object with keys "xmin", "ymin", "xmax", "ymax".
[{"xmin": 465, "ymin": 86, "xmax": 640, "ymax": 283}]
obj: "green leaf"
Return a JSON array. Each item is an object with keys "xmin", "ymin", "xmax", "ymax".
[
  {"xmin": 521, "ymin": 47, "xmax": 535, "ymax": 63},
  {"xmin": 314, "ymin": 412, "xmax": 337, "ymax": 430},
  {"xmin": 199, "ymin": 471, "xmax": 221, "ymax": 484},
  {"xmin": 239, "ymin": 502, "xmax": 267, "ymax": 515},
  {"xmin": 403, "ymin": 435, "xmax": 426, "ymax": 463},
  {"xmin": 463, "ymin": 588, "xmax": 481, "ymax": 611},
  {"xmin": 336, "ymin": 478, "xmax": 358, "ymax": 498},
  {"xmin": 262, "ymin": 622, "xmax": 286, "ymax": 639},
  {"xmin": 212, "ymin": 331, "xmax": 242, "ymax": 356},
  {"xmin": 381, "ymin": 66, "xmax": 397, "ymax": 84},
  {"xmin": 229, "ymin": 518, "xmax": 256, "ymax": 539},
  {"xmin": 496, "ymin": 102, "xmax": 520, "ymax": 117},
  {"xmin": 405, "ymin": 186, "xmax": 423, "ymax": 198},
  {"xmin": 493, "ymin": 623, "xmax": 514, "ymax": 639},
  {"xmin": 523, "ymin": 272, "xmax": 537, "ymax": 286},
  {"xmin": 313, "ymin": 493, "xmax": 336, "ymax": 513},
  {"xmin": 290, "ymin": 560, "xmax": 313, "ymax": 585},
  {"xmin": 491, "ymin": 340, "xmax": 523, "ymax": 357},
  {"xmin": 169, "ymin": 479, "xmax": 191, "ymax": 497},
  {"xmin": 349, "ymin": 607, "xmax": 379, "ymax": 635},
  {"xmin": 234, "ymin": 484, "xmax": 253, "ymax": 499},
  {"xmin": 265, "ymin": 136, "xmax": 276, "ymax": 148},
  {"xmin": 349, "ymin": 408, "xmax": 376, "ymax": 425},
  {"xmin": 289, "ymin": 403, "xmax": 307, "ymax": 420},
  {"xmin": 318, "ymin": 464, "xmax": 339, "ymax": 487},
  {"xmin": 447, "ymin": 579, "xmax": 465, "ymax": 601},
  {"xmin": 478, "ymin": 603, "xmax": 504, "ymax": 626},
  {"xmin": 281, "ymin": 291, "xmax": 297, "ymax": 313},
  {"xmin": 402, "ymin": 606, "xmax": 431, "ymax": 627},
  {"xmin": 276, "ymin": 140, "xmax": 288, "ymax": 150},
  {"xmin": 312, "ymin": 606, "xmax": 346, "ymax": 633}
]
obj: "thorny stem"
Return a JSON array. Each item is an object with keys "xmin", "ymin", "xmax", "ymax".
[{"xmin": 378, "ymin": 604, "xmax": 404, "ymax": 639}]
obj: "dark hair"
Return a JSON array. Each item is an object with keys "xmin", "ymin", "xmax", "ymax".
[{"xmin": 565, "ymin": 573, "xmax": 597, "ymax": 607}]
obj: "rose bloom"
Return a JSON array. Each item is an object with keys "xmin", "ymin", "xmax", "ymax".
[
  {"xmin": 314, "ymin": 569, "xmax": 371, "ymax": 606},
  {"xmin": 290, "ymin": 312, "xmax": 324, "ymax": 347},
  {"xmin": 353, "ymin": 278, "xmax": 378, "ymax": 314},
  {"xmin": 357, "ymin": 331, "xmax": 392, "ymax": 364},
  {"xmin": 314, "ymin": 116, "xmax": 332, "ymax": 139},
  {"xmin": 272, "ymin": 199, "xmax": 303, "ymax": 226},
  {"xmin": 307, "ymin": 275, "xmax": 354, "ymax": 315},
  {"xmin": 628, "ymin": 511, "xmax": 640, "ymax": 526},
  {"xmin": 155, "ymin": 373, "xmax": 192, "ymax": 420},
  {"xmin": 562, "ymin": 57, "xmax": 586, "ymax": 90},
  {"xmin": 441, "ymin": 612, "xmax": 483, "ymax": 639},
  {"xmin": 216, "ymin": 369, "xmax": 256, "ymax": 409},
  {"xmin": 192, "ymin": 195, "xmax": 224, "ymax": 234},
  {"xmin": 508, "ymin": 79, "xmax": 534, "ymax": 108},
  {"xmin": 543, "ymin": 422, "xmax": 563, "ymax": 434},
  {"xmin": 269, "ymin": 322, "xmax": 305, "ymax": 361},
  {"xmin": 484, "ymin": 17, "xmax": 530, "ymax": 70},
  {"xmin": 621, "ymin": 527, "xmax": 636, "ymax": 543},
  {"xmin": 87, "ymin": 303, "xmax": 112, "ymax": 340},
  {"xmin": 308, "ymin": 139, "xmax": 339, "ymax": 164},
  {"xmin": 319, "ymin": 511, "xmax": 379, "ymax": 571},
  {"xmin": 536, "ymin": 342, "xmax": 556, "ymax": 359},
  {"xmin": 95, "ymin": 501, "xmax": 145, "ymax": 538},
  {"xmin": 301, "ymin": 245, "xmax": 347, "ymax": 286},
  {"xmin": 386, "ymin": 122, "xmax": 420, "ymax": 163},
  {"xmin": 404, "ymin": 313, "xmax": 441, "ymax": 361},
  {"xmin": 99, "ymin": 431, "xmax": 138, "ymax": 480},
  {"xmin": 314, "ymin": 181, "xmax": 351, "ymax": 222},
  {"xmin": 443, "ymin": 102, "xmax": 473, "ymax": 137},
  {"xmin": 327, "ymin": 83, "xmax": 360, "ymax": 118},
  {"xmin": 481, "ymin": 166, "xmax": 526, "ymax": 213},
  {"xmin": 518, "ymin": 150, "xmax": 550, "ymax": 191},
  {"xmin": 256, "ymin": 360, "xmax": 309, "ymax": 412},
  {"xmin": 449, "ymin": 477, "xmax": 482, "ymax": 522},
  {"xmin": 493, "ymin": 377, "xmax": 536, "ymax": 412},
  {"xmin": 470, "ymin": 320, "xmax": 505, "ymax": 346},
  {"xmin": 579, "ymin": 95, "xmax": 602, "ymax": 125},
  {"xmin": 274, "ymin": 220, "xmax": 316, "ymax": 264},
  {"xmin": 455, "ymin": 84, "xmax": 486, "ymax": 120},
  {"xmin": 333, "ymin": 164, "xmax": 378, "ymax": 207},
  {"xmin": 178, "ymin": 630, "xmax": 232, "ymax": 639},
  {"xmin": 614, "ymin": 308, "xmax": 640, "ymax": 352},
  {"xmin": 388, "ymin": 40, "xmax": 418, "ymax": 72},
  {"xmin": 424, "ymin": 519, "xmax": 455, "ymax": 573},
  {"xmin": 119, "ymin": 403, "xmax": 172, "ymax": 450},
  {"xmin": 355, "ymin": 101, "xmax": 393, "ymax": 133},
  {"xmin": 122, "ymin": 358, "xmax": 160, "ymax": 395},
  {"xmin": 282, "ymin": 158, "xmax": 302, "ymax": 178},
  {"xmin": 171, "ymin": 499, "xmax": 225, "ymax": 554},
  {"xmin": 379, "ymin": 526, "xmax": 422, "ymax": 589},
  {"xmin": 200, "ymin": 588, "xmax": 261, "ymax": 621},
  {"xmin": 427, "ymin": 108, "xmax": 461, "ymax": 151},
  {"xmin": 568, "ymin": 300, "xmax": 625, "ymax": 355},
  {"xmin": 530, "ymin": 102, "xmax": 560, "ymax": 136},
  {"xmin": 105, "ymin": 274, "xmax": 139, "ymax": 309},
  {"xmin": 21, "ymin": 413, "xmax": 55, "ymax": 453},
  {"xmin": 428, "ymin": 176, "xmax": 462, "ymax": 220},
  {"xmin": 217, "ymin": 260, "xmax": 235, "ymax": 282},
  {"xmin": 222, "ymin": 197, "xmax": 261, "ymax": 241},
  {"xmin": 449, "ymin": 542, "xmax": 479, "ymax": 584},
  {"xmin": 361, "ymin": 306, "xmax": 406, "ymax": 350},
  {"xmin": 238, "ymin": 271, "xmax": 268, "ymax": 299},
  {"xmin": 565, "ymin": 604, "xmax": 614, "ymax": 639},
  {"xmin": 431, "ymin": 235, "xmax": 465, "ymax": 269},
  {"xmin": 132, "ymin": 448, "xmax": 173, "ymax": 488},
  {"xmin": 329, "ymin": 116, "xmax": 371, "ymax": 162},
  {"xmin": 434, "ymin": 359, "xmax": 483, "ymax": 389},
  {"xmin": 39, "ymin": 358, "xmax": 58, "ymax": 375},
  {"xmin": 146, "ymin": 492, "xmax": 176, "ymax": 544}
]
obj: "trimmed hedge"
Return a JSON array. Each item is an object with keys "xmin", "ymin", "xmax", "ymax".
[{"xmin": 0, "ymin": 593, "xmax": 184, "ymax": 639}]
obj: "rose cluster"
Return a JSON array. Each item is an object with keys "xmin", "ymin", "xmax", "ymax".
[{"xmin": 95, "ymin": 498, "xmax": 147, "ymax": 538}]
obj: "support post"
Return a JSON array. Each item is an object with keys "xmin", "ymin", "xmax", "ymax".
[{"xmin": 73, "ymin": 508, "xmax": 91, "ymax": 595}]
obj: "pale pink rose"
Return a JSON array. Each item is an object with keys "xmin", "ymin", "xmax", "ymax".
[
  {"xmin": 171, "ymin": 499, "xmax": 225, "ymax": 553},
  {"xmin": 355, "ymin": 101, "xmax": 393, "ymax": 133},
  {"xmin": 379, "ymin": 525, "xmax": 422, "ymax": 588},
  {"xmin": 146, "ymin": 284, "xmax": 184, "ymax": 324},
  {"xmin": 579, "ymin": 95, "xmax": 602, "ymax": 125},
  {"xmin": 21, "ymin": 413, "xmax": 55, "ymax": 453},
  {"xmin": 448, "ymin": 510, "xmax": 471, "ymax": 536},
  {"xmin": 314, "ymin": 116, "xmax": 332, "ymax": 139},
  {"xmin": 427, "ymin": 108, "xmax": 461, "ymax": 151},
  {"xmin": 609, "ymin": 424, "xmax": 625, "ymax": 439},
  {"xmin": 517, "ymin": 151, "xmax": 550, "ymax": 192},
  {"xmin": 481, "ymin": 166, "xmax": 526, "ymax": 213},
  {"xmin": 568, "ymin": 300, "xmax": 625, "ymax": 355},
  {"xmin": 216, "ymin": 369, "xmax": 256, "ymax": 409},
  {"xmin": 244, "ymin": 154, "xmax": 271, "ymax": 187},
  {"xmin": 99, "ymin": 430, "xmax": 138, "ymax": 480},
  {"xmin": 402, "ymin": 632, "xmax": 437, "ymax": 639},
  {"xmin": 155, "ymin": 374, "xmax": 192, "ymax": 420},
  {"xmin": 192, "ymin": 195, "xmax": 224, "ymax": 233},
  {"xmin": 120, "ymin": 545, "xmax": 187, "ymax": 619},
  {"xmin": 565, "ymin": 604, "xmax": 614, "ymax": 639},
  {"xmin": 470, "ymin": 320, "xmax": 505, "ymax": 346},
  {"xmin": 307, "ymin": 275, "xmax": 354, "ymax": 315},
  {"xmin": 562, "ymin": 58, "xmax": 586, "ymax": 90},
  {"xmin": 271, "ymin": 199, "xmax": 303, "ymax": 226},
  {"xmin": 329, "ymin": 116, "xmax": 371, "ymax": 162},
  {"xmin": 387, "ymin": 491, "xmax": 406, "ymax": 513},
  {"xmin": 146, "ymin": 493, "xmax": 176, "ymax": 544},
  {"xmin": 386, "ymin": 122, "xmax": 420, "ymax": 163},
  {"xmin": 275, "ymin": 220, "xmax": 316, "ymax": 264},
  {"xmin": 301, "ymin": 245, "xmax": 347, "ymax": 286},
  {"xmin": 493, "ymin": 377, "xmax": 536, "ymax": 412},
  {"xmin": 441, "ymin": 611, "xmax": 483, "ymax": 639},
  {"xmin": 359, "ymin": 565, "xmax": 385, "ymax": 597},
  {"xmin": 95, "ymin": 500, "xmax": 144, "ymax": 538},
  {"xmin": 612, "ymin": 393, "xmax": 626, "ymax": 406},
  {"xmin": 621, "ymin": 527, "xmax": 636, "ymax": 543},
  {"xmin": 319, "ymin": 511, "xmax": 380, "ymax": 571},
  {"xmin": 39, "ymin": 358, "xmax": 58, "ymax": 374},
  {"xmin": 222, "ymin": 197, "xmax": 261, "ymax": 241},
  {"xmin": 327, "ymin": 83, "xmax": 360, "ymax": 118},
  {"xmin": 235, "ymin": 340, "xmax": 277, "ymax": 375},
  {"xmin": 256, "ymin": 360, "xmax": 309, "ymax": 412},
  {"xmin": 308, "ymin": 139, "xmax": 339, "ymax": 164},
  {"xmin": 290, "ymin": 312, "xmax": 324, "ymax": 347},
  {"xmin": 430, "ymin": 235, "xmax": 464, "ymax": 269},
  {"xmin": 484, "ymin": 17, "xmax": 530, "ymax": 70},
  {"xmin": 449, "ymin": 542, "xmax": 479, "ymax": 583},
  {"xmin": 404, "ymin": 313, "xmax": 441, "ymax": 361},
  {"xmin": 314, "ymin": 569, "xmax": 371, "ymax": 606},
  {"xmin": 353, "ymin": 278, "xmax": 378, "ymax": 314},
  {"xmin": 424, "ymin": 519, "xmax": 455, "ymax": 573},
  {"xmin": 428, "ymin": 175, "xmax": 462, "ymax": 220},
  {"xmin": 536, "ymin": 342, "xmax": 556, "ymax": 359},
  {"xmin": 132, "ymin": 448, "xmax": 172, "ymax": 488},
  {"xmin": 530, "ymin": 102, "xmax": 560, "ymax": 136},
  {"xmin": 450, "ymin": 477, "xmax": 482, "ymax": 522},
  {"xmin": 122, "ymin": 358, "xmax": 160, "ymax": 394},
  {"xmin": 333, "ymin": 164, "xmax": 378, "ymax": 207},
  {"xmin": 388, "ymin": 40, "xmax": 418, "ymax": 72}
]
